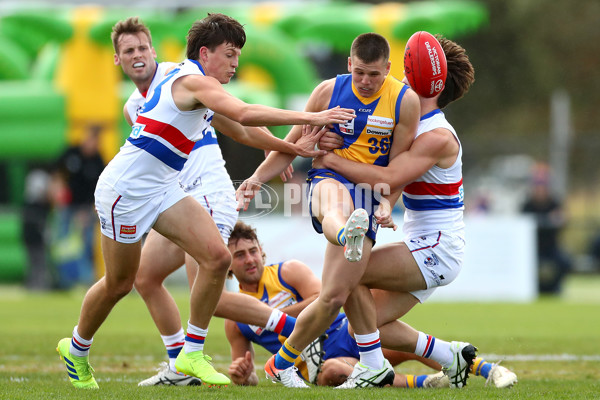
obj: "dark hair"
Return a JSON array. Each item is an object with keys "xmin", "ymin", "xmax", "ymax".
[
  {"xmin": 350, "ymin": 32, "xmax": 390, "ymax": 63},
  {"xmin": 228, "ymin": 220, "xmax": 260, "ymax": 247},
  {"xmin": 186, "ymin": 13, "xmax": 246, "ymax": 60},
  {"xmin": 111, "ymin": 17, "xmax": 152, "ymax": 53},
  {"xmin": 436, "ymin": 35, "xmax": 475, "ymax": 109}
]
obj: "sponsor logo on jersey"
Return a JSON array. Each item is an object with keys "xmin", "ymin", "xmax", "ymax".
[
  {"xmin": 358, "ymin": 108, "xmax": 372, "ymax": 113},
  {"xmin": 366, "ymin": 115, "xmax": 393, "ymax": 136},
  {"xmin": 130, "ymin": 124, "xmax": 144, "ymax": 139},
  {"xmin": 269, "ymin": 291, "xmax": 296, "ymax": 309},
  {"xmin": 366, "ymin": 126, "xmax": 392, "ymax": 136}
]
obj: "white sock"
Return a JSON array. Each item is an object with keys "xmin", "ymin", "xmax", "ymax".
[
  {"xmin": 70, "ymin": 325, "xmax": 93, "ymax": 357},
  {"xmin": 183, "ymin": 322, "xmax": 208, "ymax": 354},
  {"xmin": 266, "ymin": 309, "xmax": 284, "ymax": 331},
  {"xmin": 161, "ymin": 329, "xmax": 185, "ymax": 372},
  {"xmin": 415, "ymin": 331, "xmax": 453, "ymax": 367},
  {"xmin": 355, "ymin": 330, "xmax": 385, "ymax": 369}
]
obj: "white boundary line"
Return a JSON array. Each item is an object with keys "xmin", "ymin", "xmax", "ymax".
[{"xmin": 481, "ymin": 353, "xmax": 600, "ymax": 361}]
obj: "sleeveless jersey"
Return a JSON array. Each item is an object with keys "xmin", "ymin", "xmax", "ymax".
[
  {"xmin": 402, "ymin": 109, "xmax": 465, "ymax": 236},
  {"xmin": 236, "ymin": 262, "xmax": 302, "ymax": 352},
  {"xmin": 124, "ymin": 62, "xmax": 175, "ymax": 123},
  {"xmin": 99, "ymin": 59, "xmax": 215, "ymax": 198},
  {"xmin": 124, "ymin": 61, "xmax": 234, "ymax": 198},
  {"xmin": 329, "ymin": 74, "xmax": 409, "ymax": 166},
  {"xmin": 235, "ymin": 262, "xmax": 361, "ymax": 382}
]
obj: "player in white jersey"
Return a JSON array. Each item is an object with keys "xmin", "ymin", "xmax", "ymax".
[
  {"xmin": 312, "ymin": 35, "xmax": 509, "ymax": 389},
  {"xmin": 56, "ymin": 13, "xmax": 356, "ymax": 389},
  {"xmin": 113, "ymin": 20, "xmax": 298, "ymax": 386}
]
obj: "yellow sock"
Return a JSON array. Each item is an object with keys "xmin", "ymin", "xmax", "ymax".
[{"xmin": 336, "ymin": 227, "xmax": 346, "ymax": 246}]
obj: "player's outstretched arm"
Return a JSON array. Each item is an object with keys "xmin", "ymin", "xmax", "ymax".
[
  {"xmin": 235, "ymin": 124, "xmax": 319, "ymax": 211},
  {"xmin": 212, "ymin": 113, "xmax": 326, "ymax": 158},
  {"xmin": 236, "ymin": 79, "xmax": 337, "ymax": 210},
  {"xmin": 178, "ymin": 74, "xmax": 355, "ymax": 127}
]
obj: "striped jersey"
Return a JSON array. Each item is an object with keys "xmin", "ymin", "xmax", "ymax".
[
  {"xmin": 235, "ymin": 262, "xmax": 310, "ymax": 379},
  {"xmin": 402, "ymin": 109, "xmax": 465, "ymax": 236},
  {"xmin": 124, "ymin": 61, "xmax": 175, "ymax": 124},
  {"xmin": 236, "ymin": 261, "xmax": 302, "ymax": 349},
  {"xmin": 99, "ymin": 59, "xmax": 215, "ymax": 198},
  {"xmin": 329, "ymin": 74, "xmax": 409, "ymax": 166},
  {"xmin": 124, "ymin": 61, "xmax": 233, "ymax": 198}
]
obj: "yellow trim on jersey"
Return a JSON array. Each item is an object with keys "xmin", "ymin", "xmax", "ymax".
[
  {"xmin": 333, "ymin": 74, "xmax": 405, "ymax": 165},
  {"xmin": 238, "ymin": 263, "xmax": 298, "ymax": 309}
]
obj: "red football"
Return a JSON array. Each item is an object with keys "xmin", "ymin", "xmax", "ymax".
[{"xmin": 403, "ymin": 31, "xmax": 447, "ymax": 98}]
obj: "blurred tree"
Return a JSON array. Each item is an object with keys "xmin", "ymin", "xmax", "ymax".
[{"xmin": 449, "ymin": 0, "xmax": 600, "ymax": 187}]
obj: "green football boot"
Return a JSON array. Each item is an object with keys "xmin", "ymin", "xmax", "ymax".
[
  {"xmin": 175, "ymin": 350, "xmax": 230, "ymax": 386},
  {"xmin": 56, "ymin": 338, "xmax": 99, "ymax": 389}
]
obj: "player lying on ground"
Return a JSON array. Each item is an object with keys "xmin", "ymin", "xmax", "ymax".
[{"xmin": 224, "ymin": 221, "xmax": 517, "ymax": 388}]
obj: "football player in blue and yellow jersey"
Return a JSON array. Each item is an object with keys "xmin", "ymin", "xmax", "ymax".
[
  {"xmin": 238, "ymin": 32, "xmax": 420, "ymax": 387},
  {"xmin": 224, "ymin": 221, "xmax": 448, "ymax": 388}
]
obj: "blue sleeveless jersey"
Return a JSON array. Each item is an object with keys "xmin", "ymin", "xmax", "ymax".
[{"xmin": 329, "ymin": 74, "xmax": 409, "ymax": 166}]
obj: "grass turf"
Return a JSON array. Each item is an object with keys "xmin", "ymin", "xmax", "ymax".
[{"xmin": 1, "ymin": 274, "xmax": 599, "ymax": 399}]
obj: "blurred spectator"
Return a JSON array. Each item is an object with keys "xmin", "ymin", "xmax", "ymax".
[
  {"xmin": 21, "ymin": 168, "xmax": 53, "ymax": 290},
  {"xmin": 521, "ymin": 162, "xmax": 571, "ymax": 294},
  {"xmin": 588, "ymin": 231, "xmax": 600, "ymax": 272},
  {"xmin": 50, "ymin": 123, "xmax": 105, "ymax": 289}
]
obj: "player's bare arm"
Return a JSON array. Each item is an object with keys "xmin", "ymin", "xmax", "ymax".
[
  {"xmin": 235, "ymin": 79, "xmax": 337, "ymax": 208},
  {"xmin": 211, "ymin": 113, "xmax": 326, "ymax": 158},
  {"xmin": 123, "ymin": 104, "xmax": 133, "ymax": 126},
  {"xmin": 320, "ymin": 127, "xmax": 458, "ymax": 193},
  {"xmin": 224, "ymin": 320, "xmax": 259, "ymax": 386},
  {"xmin": 172, "ymin": 74, "xmax": 355, "ymax": 127},
  {"xmin": 386, "ymin": 87, "xmax": 420, "ymax": 161},
  {"xmin": 368, "ymin": 87, "xmax": 419, "ymax": 225}
]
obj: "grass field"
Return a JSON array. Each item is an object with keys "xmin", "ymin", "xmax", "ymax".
[{"xmin": 1, "ymin": 274, "xmax": 599, "ymax": 399}]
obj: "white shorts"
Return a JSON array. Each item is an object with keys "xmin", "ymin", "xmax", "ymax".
[
  {"xmin": 193, "ymin": 189, "xmax": 238, "ymax": 243},
  {"xmin": 405, "ymin": 230, "xmax": 465, "ymax": 302},
  {"xmin": 95, "ymin": 180, "xmax": 188, "ymax": 243}
]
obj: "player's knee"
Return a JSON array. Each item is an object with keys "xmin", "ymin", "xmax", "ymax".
[
  {"xmin": 215, "ymin": 246, "xmax": 232, "ymax": 272},
  {"xmin": 133, "ymin": 273, "xmax": 154, "ymax": 297},
  {"xmin": 105, "ymin": 278, "xmax": 135, "ymax": 300},
  {"xmin": 198, "ymin": 245, "xmax": 231, "ymax": 275},
  {"xmin": 318, "ymin": 291, "xmax": 350, "ymax": 312}
]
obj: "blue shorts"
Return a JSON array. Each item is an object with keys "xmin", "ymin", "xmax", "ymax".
[
  {"xmin": 306, "ymin": 168, "xmax": 379, "ymax": 242},
  {"xmin": 322, "ymin": 313, "xmax": 359, "ymax": 360}
]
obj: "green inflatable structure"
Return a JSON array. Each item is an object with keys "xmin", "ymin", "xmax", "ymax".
[{"xmin": 0, "ymin": 1, "xmax": 488, "ymax": 283}]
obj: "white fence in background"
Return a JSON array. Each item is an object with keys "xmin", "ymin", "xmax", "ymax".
[{"xmin": 243, "ymin": 214, "xmax": 538, "ymax": 303}]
